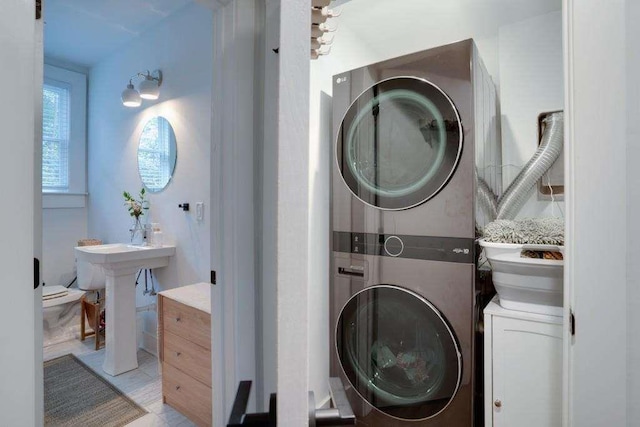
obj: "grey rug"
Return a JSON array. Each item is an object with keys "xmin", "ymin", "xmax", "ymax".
[{"xmin": 44, "ymin": 354, "xmax": 147, "ymax": 426}]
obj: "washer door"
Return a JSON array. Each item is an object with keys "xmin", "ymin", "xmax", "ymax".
[
  {"xmin": 336, "ymin": 285, "xmax": 462, "ymax": 420},
  {"xmin": 336, "ymin": 77, "xmax": 463, "ymax": 210}
]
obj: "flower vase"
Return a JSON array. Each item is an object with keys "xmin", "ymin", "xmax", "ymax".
[{"xmin": 130, "ymin": 217, "xmax": 145, "ymax": 246}]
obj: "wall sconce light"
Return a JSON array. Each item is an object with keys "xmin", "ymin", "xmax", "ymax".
[{"xmin": 121, "ymin": 70, "xmax": 163, "ymax": 107}]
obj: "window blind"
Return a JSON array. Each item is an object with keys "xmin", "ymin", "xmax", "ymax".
[{"xmin": 42, "ymin": 83, "xmax": 70, "ymax": 191}]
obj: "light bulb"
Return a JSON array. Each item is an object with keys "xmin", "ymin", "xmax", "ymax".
[
  {"xmin": 121, "ymin": 83, "xmax": 141, "ymax": 107},
  {"xmin": 139, "ymin": 76, "xmax": 159, "ymax": 100}
]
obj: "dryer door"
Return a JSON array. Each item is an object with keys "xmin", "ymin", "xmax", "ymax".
[
  {"xmin": 336, "ymin": 77, "xmax": 463, "ymax": 210},
  {"xmin": 336, "ymin": 285, "xmax": 462, "ymax": 420}
]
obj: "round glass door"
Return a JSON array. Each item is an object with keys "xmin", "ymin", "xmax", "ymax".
[
  {"xmin": 336, "ymin": 285, "xmax": 461, "ymax": 420},
  {"xmin": 336, "ymin": 77, "xmax": 463, "ymax": 210}
]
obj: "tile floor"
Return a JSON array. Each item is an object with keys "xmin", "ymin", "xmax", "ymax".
[{"xmin": 44, "ymin": 339, "xmax": 196, "ymax": 427}]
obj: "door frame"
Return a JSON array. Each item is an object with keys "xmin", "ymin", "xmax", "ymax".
[
  {"xmin": 275, "ymin": 1, "xmax": 311, "ymax": 426},
  {"xmin": 212, "ymin": 1, "xmax": 313, "ymax": 425},
  {"xmin": 210, "ymin": 0, "xmax": 262, "ymax": 424}
]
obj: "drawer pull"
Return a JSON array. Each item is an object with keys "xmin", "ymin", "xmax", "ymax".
[
  {"xmin": 494, "ymin": 399, "xmax": 502, "ymax": 408},
  {"xmin": 338, "ymin": 267, "xmax": 364, "ymax": 277}
]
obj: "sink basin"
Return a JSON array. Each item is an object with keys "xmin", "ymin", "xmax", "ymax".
[
  {"xmin": 75, "ymin": 243, "xmax": 175, "ymax": 265},
  {"xmin": 480, "ymin": 240, "xmax": 564, "ymax": 316},
  {"xmin": 73, "ymin": 243, "xmax": 176, "ymax": 376}
]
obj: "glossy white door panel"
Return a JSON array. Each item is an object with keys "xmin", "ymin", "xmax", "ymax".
[
  {"xmin": 0, "ymin": 1, "xmax": 41, "ymax": 423},
  {"xmin": 563, "ymin": 1, "xmax": 628, "ymax": 426},
  {"xmin": 34, "ymin": 7, "xmax": 44, "ymax": 426}
]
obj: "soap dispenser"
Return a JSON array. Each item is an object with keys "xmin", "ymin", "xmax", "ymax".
[
  {"xmin": 152, "ymin": 223, "xmax": 163, "ymax": 247},
  {"xmin": 144, "ymin": 223, "xmax": 153, "ymax": 246}
]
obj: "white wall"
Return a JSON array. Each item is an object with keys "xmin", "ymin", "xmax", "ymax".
[
  {"xmin": 87, "ymin": 3, "xmax": 213, "ymax": 352},
  {"xmin": 499, "ymin": 11, "xmax": 565, "ymax": 218},
  {"xmin": 627, "ymin": 0, "xmax": 640, "ymax": 421},
  {"xmin": 42, "ymin": 209, "xmax": 87, "ymax": 287},
  {"xmin": 309, "ymin": 0, "xmax": 562, "ymax": 405}
]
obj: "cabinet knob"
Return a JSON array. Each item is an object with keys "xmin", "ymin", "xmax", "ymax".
[
  {"xmin": 176, "ymin": 352, "xmax": 181, "ymax": 357},
  {"xmin": 175, "ymin": 317, "xmax": 181, "ymax": 322},
  {"xmin": 176, "ymin": 385, "xmax": 181, "ymax": 391},
  {"xmin": 494, "ymin": 399, "xmax": 502, "ymax": 408}
]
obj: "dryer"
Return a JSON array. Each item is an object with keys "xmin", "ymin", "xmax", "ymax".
[
  {"xmin": 330, "ymin": 40, "xmax": 499, "ymax": 426},
  {"xmin": 331, "ymin": 39, "xmax": 500, "ymax": 239}
]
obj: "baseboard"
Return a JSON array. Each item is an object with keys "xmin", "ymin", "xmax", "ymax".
[
  {"xmin": 136, "ymin": 308, "xmax": 158, "ymax": 356},
  {"xmin": 141, "ymin": 330, "xmax": 158, "ymax": 356}
]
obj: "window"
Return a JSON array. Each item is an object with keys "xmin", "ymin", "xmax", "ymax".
[
  {"xmin": 42, "ymin": 83, "xmax": 70, "ymax": 191},
  {"xmin": 42, "ymin": 64, "xmax": 87, "ymax": 208}
]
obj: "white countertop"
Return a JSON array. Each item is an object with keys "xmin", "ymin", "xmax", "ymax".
[
  {"xmin": 484, "ymin": 296, "xmax": 563, "ymax": 325},
  {"xmin": 159, "ymin": 282, "xmax": 211, "ymax": 314}
]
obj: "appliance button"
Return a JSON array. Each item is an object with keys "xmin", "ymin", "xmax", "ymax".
[
  {"xmin": 351, "ymin": 233, "xmax": 365, "ymax": 244},
  {"xmin": 351, "ymin": 242, "xmax": 364, "ymax": 254},
  {"xmin": 384, "ymin": 236, "xmax": 404, "ymax": 257}
]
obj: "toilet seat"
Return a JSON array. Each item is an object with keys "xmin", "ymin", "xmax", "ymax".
[
  {"xmin": 43, "ymin": 285, "xmax": 69, "ymax": 300},
  {"xmin": 42, "ymin": 287, "xmax": 85, "ymax": 308}
]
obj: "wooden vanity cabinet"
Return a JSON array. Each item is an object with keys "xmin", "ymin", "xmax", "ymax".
[{"xmin": 159, "ymin": 283, "xmax": 212, "ymax": 427}]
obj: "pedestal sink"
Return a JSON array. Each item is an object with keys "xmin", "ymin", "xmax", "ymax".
[{"xmin": 75, "ymin": 243, "xmax": 176, "ymax": 376}]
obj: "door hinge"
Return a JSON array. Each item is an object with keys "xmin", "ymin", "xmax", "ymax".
[
  {"xmin": 36, "ymin": 0, "xmax": 42, "ymax": 20},
  {"xmin": 570, "ymin": 309, "xmax": 576, "ymax": 336},
  {"xmin": 211, "ymin": 270, "xmax": 216, "ymax": 285}
]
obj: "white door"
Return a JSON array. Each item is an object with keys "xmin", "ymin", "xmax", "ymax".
[
  {"xmin": 0, "ymin": 1, "xmax": 43, "ymax": 425},
  {"xmin": 34, "ymin": 2, "xmax": 45, "ymax": 426},
  {"xmin": 563, "ymin": 0, "xmax": 628, "ymax": 426}
]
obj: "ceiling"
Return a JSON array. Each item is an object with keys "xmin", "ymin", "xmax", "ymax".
[
  {"xmin": 44, "ymin": 0, "xmax": 194, "ymax": 68},
  {"xmin": 329, "ymin": 0, "xmax": 561, "ymax": 84}
]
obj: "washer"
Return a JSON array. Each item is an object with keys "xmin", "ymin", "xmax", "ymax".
[
  {"xmin": 332, "ymin": 252, "xmax": 476, "ymax": 426},
  {"xmin": 330, "ymin": 40, "xmax": 499, "ymax": 426}
]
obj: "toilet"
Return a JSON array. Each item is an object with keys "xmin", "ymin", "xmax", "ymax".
[
  {"xmin": 76, "ymin": 256, "xmax": 107, "ymax": 292},
  {"xmin": 42, "ymin": 286, "xmax": 85, "ymax": 347},
  {"xmin": 42, "ymin": 251, "xmax": 107, "ymax": 347}
]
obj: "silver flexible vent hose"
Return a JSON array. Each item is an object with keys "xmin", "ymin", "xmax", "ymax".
[
  {"xmin": 477, "ymin": 173, "xmax": 498, "ymax": 221},
  {"xmin": 496, "ymin": 112, "xmax": 564, "ymax": 220}
]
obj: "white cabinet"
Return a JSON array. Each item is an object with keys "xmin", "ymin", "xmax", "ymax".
[{"xmin": 484, "ymin": 298, "xmax": 563, "ymax": 427}]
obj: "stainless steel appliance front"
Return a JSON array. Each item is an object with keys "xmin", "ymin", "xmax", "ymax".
[{"xmin": 330, "ymin": 252, "xmax": 474, "ymax": 426}]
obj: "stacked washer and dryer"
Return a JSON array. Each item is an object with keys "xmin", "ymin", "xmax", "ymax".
[{"xmin": 330, "ymin": 40, "xmax": 501, "ymax": 426}]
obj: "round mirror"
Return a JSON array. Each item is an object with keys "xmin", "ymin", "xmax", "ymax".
[{"xmin": 137, "ymin": 116, "xmax": 177, "ymax": 192}]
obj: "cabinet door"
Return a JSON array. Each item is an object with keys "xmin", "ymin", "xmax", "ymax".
[{"xmin": 492, "ymin": 316, "xmax": 562, "ymax": 427}]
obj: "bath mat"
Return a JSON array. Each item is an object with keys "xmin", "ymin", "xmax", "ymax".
[{"xmin": 44, "ymin": 354, "xmax": 147, "ymax": 426}]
